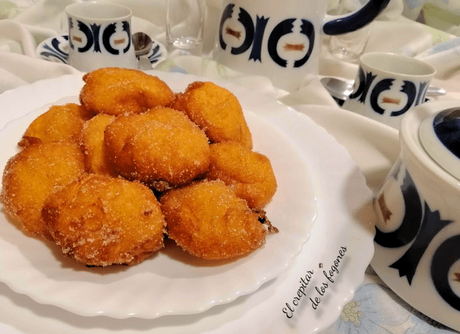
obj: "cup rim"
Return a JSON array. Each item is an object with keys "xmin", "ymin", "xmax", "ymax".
[
  {"xmin": 360, "ymin": 52, "xmax": 437, "ymax": 78},
  {"xmin": 65, "ymin": 2, "xmax": 132, "ymax": 21}
]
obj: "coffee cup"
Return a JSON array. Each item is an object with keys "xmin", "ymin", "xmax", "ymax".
[
  {"xmin": 342, "ymin": 52, "xmax": 437, "ymax": 129},
  {"xmin": 65, "ymin": 2, "xmax": 138, "ymax": 72},
  {"xmin": 213, "ymin": 0, "xmax": 390, "ymax": 91}
]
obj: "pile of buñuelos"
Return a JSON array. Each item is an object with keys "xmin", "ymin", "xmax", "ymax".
[{"xmin": 0, "ymin": 67, "xmax": 278, "ymax": 267}]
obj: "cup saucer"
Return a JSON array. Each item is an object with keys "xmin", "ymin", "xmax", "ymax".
[{"xmin": 35, "ymin": 34, "xmax": 167, "ymax": 70}]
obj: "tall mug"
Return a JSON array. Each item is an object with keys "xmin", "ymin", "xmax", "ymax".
[
  {"xmin": 66, "ymin": 2, "xmax": 138, "ymax": 72},
  {"xmin": 166, "ymin": 0, "xmax": 205, "ymax": 56},
  {"xmin": 213, "ymin": 0, "xmax": 390, "ymax": 92}
]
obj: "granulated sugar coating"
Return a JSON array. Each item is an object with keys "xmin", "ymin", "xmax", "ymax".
[
  {"xmin": 105, "ymin": 107, "xmax": 211, "ymax": 191},
  {"xmin": 207, "ymin": 141, "xmax": 277, "ymax": 209},
  {"xmin": 80, "ymin": 67, "xmax": 175, "ymax": 115},
  {"xmin": 0, "ymin": 68, "xmax": 279, "ymax": 267},
  {"xmin": 0, "ymin": 141, "xmax": 85, "ymax": 239},
  {"xmin": 80, "ymin": 113, "xmax": 117, "ymax": 176},
  {"xmin": 160, "ymin": 180, "xmax": 269, "ymax": 260},
  {"xmin": 19, "ymin": 103, "xmax": 93, "ymax": 148},
  {"xmin": 43, "ymin": 174, "xmax": 166, "ymax": 267},
  {"xmin": 172, "ymin": 81, "xmax": 253, "ymax": 149}
]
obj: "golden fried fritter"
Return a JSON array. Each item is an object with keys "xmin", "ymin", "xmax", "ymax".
[
  {"xmin": 18, "ymin": 103, "xmax": 93, "ymax": 148},
  {"xmin": 206, "ymin": 142, "xmax": 277, "ymax": 209},
  {"xmin": 43, "ymin": 174, "xmax": 166, "ymax": 266},
  {"xmin": 80, "ymin": 113, "xmax": 117, "ymax": 176},
  {"xmin": 174, "ymin": 81, "xmax": 253, "ymax": 149},
  {"xmin": 160, "ymin": 180, "xmax": 268, "ymax": 260},
  {"xmin": 0, "ymin": 142, "xmax": 85, "ymax": 239},
  {"xmin": 170, "ymin": 92, "xmax": 186, "ymax": 111},
  {"xmin": 80, "ymin": 68, "xmax": 175, "ymax": 115},
  {"xmin": 105, "ymin": 107, "xmax": 211, "ymax": 191}
]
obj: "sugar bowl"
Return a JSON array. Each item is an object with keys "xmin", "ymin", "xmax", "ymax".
[{"xmin": 371, "ymin": 100, "xmax": 460, "ymax": 331}]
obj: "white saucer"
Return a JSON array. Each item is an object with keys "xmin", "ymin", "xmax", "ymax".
[{"xmin": 35, "ymin": 34, "xmax": 167, "ymax": 69}]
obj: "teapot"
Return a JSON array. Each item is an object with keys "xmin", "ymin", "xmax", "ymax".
[{"xmin": 372, "ymin": 100, "xmax": 460, "ymax": 331}]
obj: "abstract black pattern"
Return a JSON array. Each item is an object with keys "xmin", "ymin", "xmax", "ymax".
[{"xmin": 69, "ymin": 19, "xmax": 132, "ymax": 55}]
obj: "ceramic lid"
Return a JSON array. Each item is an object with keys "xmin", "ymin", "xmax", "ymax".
[{"xmin": 419, "ymin": 107, "xmax": 460, "ymax": 180}]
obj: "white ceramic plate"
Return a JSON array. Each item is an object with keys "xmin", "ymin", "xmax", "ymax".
[
  {"xmin": 0, "ymin": 72, "xmax": 376, "ymax": 333},
  {"xmin": 0, "ymin": 74, "xmax": 315, "ymax": 319}
]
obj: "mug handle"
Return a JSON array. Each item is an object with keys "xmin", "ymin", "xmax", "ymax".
[{"xmin": 323, "ymin": 0, "xmax": 391, "ymax": 35}]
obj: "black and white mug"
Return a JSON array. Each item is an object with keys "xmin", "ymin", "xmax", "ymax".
[
  {"xmin": 66, "ymin": 2, "xmax": 137, "ymax": 72},
  {"xmin": 213, "ymin": 0, "xmax": 390, "ymax": 91},
  {"xmin": 343, "ymin": 52, "xmax": 437, "ymax": 129}
]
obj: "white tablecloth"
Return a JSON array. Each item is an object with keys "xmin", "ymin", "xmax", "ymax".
[{"xmin": 0, "ymin": 1, "xmax": 460, "ymax": 333}]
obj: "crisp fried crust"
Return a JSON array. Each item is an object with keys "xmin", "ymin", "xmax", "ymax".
[
  {"xmin": 160, "ymin": 180, "xmax": 267, "ymax": 260},
  {"xmin": 174, "ymin": 81, "xmax": 253, "ymax": 149},
  {"xmin": 104, "ymin": 107, "xmax": 211, "ymax": 191},
  {"xmin": 79, "ymin": 67, "xmax": 175, "ymax": 115},
  {"xmin": 0, "ymin": 141, "xmax": 85, "ymax": 239},
  {"xmin": 80, "ymin": 113, "xmax": 117, "ymax": 176},
  {"xmin": 19, "ymin": 103, "xmax": 93, "ymax": 148},
  {"xmin": 207, "ymin": 142, "xmax": 277, "ymax": 209},
  {"xmin": 0, "ymin": 70, "xmax": 279, "ymax": 267},
  {"xmin": 43, "ymin": 174, "xmax": 167, "ymax": 266}
]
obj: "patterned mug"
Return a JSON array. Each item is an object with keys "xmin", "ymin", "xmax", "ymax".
[
  {"xmin": 342, "ymin": 52, "xmax": 437, "ymax": 129},
  {"xmin": 65, "ymin": 2, "xmax": 138, "ymax": 72},
  {"xmin": 213, "ymin": 0, "xmax": 390, "ymax": 91}
]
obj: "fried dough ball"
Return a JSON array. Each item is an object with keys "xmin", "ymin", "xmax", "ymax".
[
  {"xmin": 207, "ymin": 142, "xmax": 277, "ymax": 209},
  {"xmin": 43, "ymin": 174, "xmax": 166, "ymax": 266},
  {"xmin": 170, "ymin": 92, "xmax": 186, "ymax": 111},
  {"xmin": 160, "ymin": 180, "xmax": 268, "ymax": 260},
  {"xmin": 105, "ymin": 107, "xmax": 211, "ymax": 191},
  {"xmin": 80, "ymin": 113, "xmax": 117, "ymax": 176},
  {"xmin": 0, "ymin": 142, "xmax": 85, "ymax": 239},
  {"xmin": 80, "ymin": 68, "xmax": 175, "ymax": 116},
  {"xmin": 174, "ymin": 81, "xmax": 253, "ymax": 149},
  {"xmin": 18, "ymin": 103, "xmax": 93, "ymax": 148}
]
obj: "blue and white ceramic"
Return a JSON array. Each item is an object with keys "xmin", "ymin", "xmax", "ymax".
[
  {"xmin": 36, "ymin": 34, "xmax": 166, "ymax": 70},
  {"xmin": 212, "ymin": 0, "xmax": 390, "ymax": 92},
  {"xmin": 342, "ymin": 52, "xmax": 437, "ymax": 129},
  {"xmin": 420, "ymin": 107, "xmax": 460, "ymax": 180},
  {"xmin": 64, "ymin": 3, "xmax": 138, "ymax": 72},
  {"xmin": 371, "ymin": 99, "xmax": 460, "ymax": 331}
]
